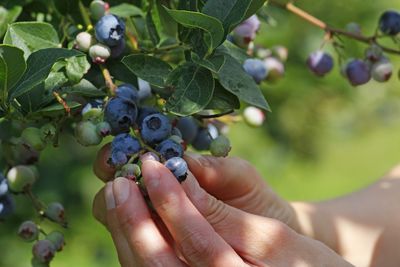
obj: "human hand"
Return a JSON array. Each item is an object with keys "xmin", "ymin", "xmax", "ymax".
[{"xmin": 92, "ymin": 147, "xmax": 352, "ymax": 266}]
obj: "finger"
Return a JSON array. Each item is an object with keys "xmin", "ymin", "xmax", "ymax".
[
  {"xmin": 109, "ymin": 177, "xmax": 186, "ymax": 267},
  {"xmin": 92, "ymin": 186, "xmax": 107, "ymax": 226},
  {"xmin": 180, "ymin": 171, "xmax": 295, "ymax": 262},
  {"xmin": 184, "ymin": 153, "xmax": 264, "ymax": 200},
  {"xmin": 142, "ymin": 160, "xmax": 246, "ymax": 267},
  {"xmin": 93, "ymin": 143, "xmax": 115, "ymax": 182},
  {"xmin": 104, "ymin": 182, "xmax": 137, "ymax": 267}
]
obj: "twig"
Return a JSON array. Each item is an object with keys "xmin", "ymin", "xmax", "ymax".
[
  {"xmin": 78, "ymin": 0, "xmax": 92, "ymax": 28},
  {"xmin": 99, "ymin": 65, "xmax": 117, "ymax": 95}
]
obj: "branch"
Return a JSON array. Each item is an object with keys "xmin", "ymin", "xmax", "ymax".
[{"xmin": 270, "ymin": 1, "xmax": 400, "ymax": 55}]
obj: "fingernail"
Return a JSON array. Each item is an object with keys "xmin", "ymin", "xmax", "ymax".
[
  {"xmin": 144, "ymin": 161, "xmax": 161, "ymax": 189},
  {"xmin": 184, "ymin": 152, "xmax": 205, "ymax": 166},
  {"xmin": 105, "ymin": 182, "xmax": 115, "ymax": 210},
  {"xmin": 113, "ymin": 177, "xmax": 130, "ymax": 206}
]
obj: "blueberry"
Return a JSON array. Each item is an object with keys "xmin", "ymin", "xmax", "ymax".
[
  {"xmin": 164, "ymin": 157, "xmax": 188, "ymax": 183},
  {"xmin": 40, "ymin": 123, "xmax": 56, "ymax": 143},
  {"xmin": 75, "ymin": 32, "xmax": 95, "ymax": 52},
  {"xmin": 176, "ymin": 117, "xmax": 198, "ymax": 144},
  {"xmin": 104, "ymin": 97, "xmax": 138, "ymax": 135},
  {"xmin": 46, "ymin": 231, "xmax": 65, "ymax": 252},
  {"xmin": 120, "ymin": 164, "xmax": 141, "ymax": 180},
  {"xmin": 136, "ymin": 106, "xmax": 159, "ymax": 127},
  {"xmin": 138, "ymin": 78, "xmax": 153, "ymax": 101},
  {"xmin": 116, "ymin": 84, "xmax": 139, "ymax": 104},
  {"xmin": 7, "ymin": 165, "xmax": 36, "ymax": 192},
  {"xmin": 345, "ymin": 59, "xmax": 371, "ymax": 86},
  {"xmin": 345, "ymin": 22, "xmax": 362, "ymax": 35},
  {"xmin": 192, "ymin": 128, "xmax": 212, "ymax": 151},
  {"xmin": 210, "ymin": 135, "xmax": 231, "ymax": 157},
  {"xmin": 141, "ymin": 114, "xmax": 172, "ymax": 144},
  {"xmin": 243, "ymin": 58, "xmax": 268, "ymax": 84},
  {"xmin": 271, "ymin": 45, "xmax": 289, "ymax": 62},
  {"xmin": 232, "ymin": 15, "xmax": 260, "ymax": 48},
  {"xmin": 18, "ymin": 221, "xmax": 39, "ymax": 242},
  {"xmin": 0, "ymin": 194, "xmax": 15, "ymax": 219},
  {"xmin": 156, "ymin": 139, "xmax": 184, "ymax": 160},
  {"xmin": 171, "ymin": 127, "xmax": 183, "ymax": 138},
  {"xmin": 21, "ymin": 127, "xmax": 46, "ymax": 151},
  {"xmin": 32, "ymin": 239, "xmax": 56, "ymax": 263},
  {"xmin": 111, "ymin": 133, "xmax": 141, "ymax": 156},
  {"xmin": 90, "ymin": 0, "xmax": 109, "ymax": 21},
  {"xmin": 379, "ymin": 10, "xmax": 400, "ymax": 36},
  {"xmin": 242, "ymin": 15, "xmax": 261, "ymax": 32},
  {"xmin": 371, "ymin": 58, "xmax": 393, "ymax": 82},
  {"xmin": 96, "ymin": 121, "xmax": 112, "ymax": 137},
  {"xmin": 89, "ymin": 43, "xmax": 111, "ymax": 64},
  {"xmin": 75, "ymin": 121, "xmax": 103, "ymax": 146},
  {"xmin": 207, "ymin": 123, "xmax": 219, "ymax": 139},
  {"xmin": 365, "ymin": 44, "xmax": 383, "ymax": 62},
  {"xmin": 307, "ymin": 51, "xmax": 334, "ymax": 77},
  {"xmin": 264, "ymin": 57, "xmax": 285, "ymax": 81},
  {"xmin": 0, "ymin": 174, "xmax": 8, "ymax": 197},
  {"xmin": 45, "ymin": 202, "xmax": 66, "ymax": 224},
  {"xmin": 95, "ymin": 14, "xmax": 125, "ymax": 46},
  {"xmin": 243, "ymin": 106, "xmax": 265, "ymax": 127}
]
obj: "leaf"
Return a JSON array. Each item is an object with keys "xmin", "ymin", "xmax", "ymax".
[
  {"xmin": 150, "ymin": 1, "xmax": 178, "ymax": 43},
  {"xmin": 192, "ymin": 52, "xmax": 225, "ymax": 73},
  {"xmin": 4, "ymin": 22, "xmax": 60, "ymax": 59},
  {"xmin": 65, "ymin": 56, "xmax": 91, "ymax": 84},
  {"xmin": 107, "ymin": 60, "xmax": 139, "ymax": 87},
  {"xmin": 0, "ymin": 45, "xmax": 26, "ymax": 104},
  {"xmin": 206, "ymin": 81, "xmax": 240, "ymax": 110},
  {"xmin": 109, "ymin": 3, "xmax": 145, "ymax": 18},
  {"xmin": 166, "ymin": 63, "xmax": 214, "ymax": 115},
  {"xmin": 202, "ymin": 0, "xmax": 251, "ymax": 35},
  {"xmin": 32, "ymin": 101, "xmax": 81, "ymax": 118},
  {"xmin": 63, "ymin": 79, "xmax": 106, "ymax": 97},
  {"xmin": 245, "ymin": 0, "xmax": 269, "ymax": 19},
  {"xmin": 164, "ymin": 8, "xmax": 224, "ymax": 54},
  {"xmin": 146, "ymin": 10, "xmax": 161, "ymax": 46},
  {"xmin": 122, "ymin": 54, "xmax": 172, "ymax": 87},
  {"xmin": 220, "ymin": 41, "xmax": 250, "ymax": 64},
  {"xmin": 214, "ymin": 51, "xmax": 270, "ymax": 111},
  {"xmin": 9, "ymin": 48, "xmax": 82, "ymax": 100},
  {"xmin": 0, "ymin": 6, "xmax": 22, "ymax": 38}
]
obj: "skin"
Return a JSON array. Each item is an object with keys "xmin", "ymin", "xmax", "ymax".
[{"xmin": 92, "ymin": 144, "xmax": 400, "ymax": 266}]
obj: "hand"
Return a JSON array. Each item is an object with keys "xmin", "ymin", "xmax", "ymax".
[{"xmin": 92, "ymin": 147, "xmax": 352, "ymax": 266}]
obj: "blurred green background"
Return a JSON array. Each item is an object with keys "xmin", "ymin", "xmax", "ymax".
[{"xmin": 1, "ymin": 0, "xmax": 400, "ymax": 266}]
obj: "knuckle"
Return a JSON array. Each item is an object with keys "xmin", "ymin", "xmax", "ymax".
[
  {"xmin": 265, "ymin": 220, "xmax": 293, "ymax": 256},
  {"xmin": 205, "ymin": 196, "xmax": 229, "ymax": 227},
  {"xmin": 118, "ymin": 212, "xmax": 137, "ymax": 232},
  {"xmin": 152, "ymin": 192, "xmax": 179, "ymax": 214},
  {"xmin": 180, "ymin": 230, "xmax": 213, "ymax": 260}
]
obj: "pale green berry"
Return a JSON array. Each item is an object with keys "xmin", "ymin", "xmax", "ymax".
[
  {"xmin": 7, "ymin": 165, "xmax": 36, "ymax": 192},
  {"xmin": 75, "ymin": 121, "xmax": 103, "ymax": 146},
  {"xmin": 21, "ymin": 127, "xmax": 46, "ymax": 151},
  {"xmin": 210, "ymin": 135, "xmax": 231, "ymax": 157}
]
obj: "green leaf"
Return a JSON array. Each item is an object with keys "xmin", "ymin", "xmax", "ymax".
[
  {"xmin": 214, "ymin": 51, "xmax": 270, "ymax": 111},
  {"xmin": 63, "ymin": 79, "xmax": 106, "ymax": 97},
  {"xmin": 245, "ymin": 0, "xmax": 269, "ymax": 19},
  {"xmin": 0, "ymin": 6, "xmax": 22, "ymax": 38},
  {"xmin": 107, "ymin": 60, "xmax": 139, "ymax": 87},
  {"xmin": 4, "ymin": 22, "xmax": 60, "ymax": 59},
  {"xmin": 9, "ymin": 48, "xmax": 82, "ymax": 100},
  {"xmin": 32, "ymin": 101, "xmax": 81, "ymax": 118},
  {"xmin": 192, "ymin": 52, "xmax": 225, "ymax": 73},
  {"xmin": 206, "ymin": 81, "xmax": 240, "ymax": 110},
  {"xmin": 109, "ymin": 3, "xmax": 145, "ymax": 18},
  {"xmin": 202, "ymin": 0, "xmax": 251, "ymax": 35},
  {"xmin": 150, "ymin": 1, "xmax": 178, "ymax": 43},
  {"xmin": 164, "ymin": 8, "xmax": 224, "ymax": 54},
  {"xmin": 65, "ymin": 56, "xmax": 91, "ymax": 84},
  {"xmin": 0, "ymin": 45, "xmax": 26, "ymax": 104},
  {"xmin": 122, "ymin": 54, "xmax": 172, "ymax": 87},
  {"xmin": 166, "ymin": 63, "xmax": 214, "ymax": 116},
  {"xmin": 220, "ymin": 41, "xmax": 250, "ymax": 64},
  {"xmin": 146, "ymin": 10, "xmax": 161, "ymax": 46}
]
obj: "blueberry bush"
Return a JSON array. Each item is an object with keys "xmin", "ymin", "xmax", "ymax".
[{"xmin": 0, "ymin": 0, "xmax": 399, "ymax": 266}]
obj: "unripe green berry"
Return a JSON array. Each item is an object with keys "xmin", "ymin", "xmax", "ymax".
[
  {"xmin": 46, "ymin": 231, "xmax": 65, "ymax": 252},
  {"xmin": 40, "ymin": 123, "xmax": 57, "ymax": 143},
  {"xmin": 96, "ymin": 121, "xmax": 112, "ymax": 137},
  {"xmin": 31, "ymin": 257, "xmax": 49, "ymax": 267},
  {"xmin": 90, "ymin": 0, "xmax": 109, "ymax": 20},
  {"xmin": 45, "ymin": 202, "xmax": 66, "ymax": 224},
  {"xmin": 7, "ymin": 165, "xmax": 36, "ymax": 192},
  {"xmin": 32, "ymin": 239, "xmax": 56, "ymax": 263},
  {"xmin": 75, "ymin": 121, "xmax": 103, "ymax": 146},
  {"xmin": 121, "ymin": 164, "xmax": 141, "ymax": 180},
  {"xmin": 75, "ymin": 32, "xmax": 96, "ymax": 52},
  {"xmin": 18, "ymin": 220, "xmax": 39, "ymax": 242},
  {"xmin": 243, "ymin": 106, "xmax": 265, "ymax": 127},
  {"xmin": 89, "ymin": 43, "xmax": 111, "ymax": 64},
  {"xmin": 21, "ymin": 127, "xmax": 46, "ymax": 151},
  {"xmin": 210, "ymin": 135, "xmax": 231, "ymax": 157}
]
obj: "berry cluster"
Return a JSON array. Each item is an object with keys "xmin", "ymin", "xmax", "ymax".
[{"xmin": 305, "ymin": 10, "xmax": 400, "ymax": 85}]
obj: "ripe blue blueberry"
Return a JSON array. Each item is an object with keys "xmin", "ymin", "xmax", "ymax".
[
  {"xmin": 156, "ymin": 139, "xmax": 184, "ymax": 160},
  {"xmin": 116, "ymin": 84, "xmax": 139, "ymax": 104},
  {"xmin": 110, "ymin": 150, "xmax": 128, "ymax": 166},
  {"xmin": 379, "ymin": 10, "xmax": 400, "ymax": 36},
  {"xmin": 141, "ymin": 114, "xmax": 172, "ymax": 144},
  {"xmin": 138, "ymin": 78, "xmax": 152, "ymax": 101},
  {"xmin": 136, "ymin": 106, "xmax": 159, "ymax": 127},
  {"xmin": 0, "ymin": 194, "xmax": 15, "ymax": 219},
  {"xmin": 345, "ymin": 59, "xmax": 371, "ymax": 86},
  {"xmin": 0, "ymin": 174, "xmax": 8, "ymax": 197},
  {"xmin": 18, "ymin": 220, "xmax": 39, "ymax": 242},
  {"xmin": 192, "ymin": 128, "xmax": 212, "ymax": 151},
  {"xmin": 243, "ymin": 58, "xmax": 268, "ymax": 84},
  {"xmin": 110, "ymin": 38, "xmax": 126, "ymax": 58},
  {"xmin": 95, "ymin": 14, "xmax": 125, "ymax": 46},
  {"xmin": 176, "ymin": 117, "xmax": 198, "ymax": 144},
  {"xmin": 111, "ymin": 133, "xmax": 141, "ymax": 156},
  {"xmin": 307, "ymin": 51, "xmax": 334, "ymax": 76},
  {"xmin": 164, "ymin": 157, "xmax": 188, "ymax": 183},
  {"xmin": 32, "ymin": 239, "xmax": 56, "ymax": 263},
  {"xmin": 232, "ymin": 15, "xmax": 260, "ymax": 48},
  {"xmin": 104, "ymin": 97, "xmax": 138, "ymax": 135}
]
